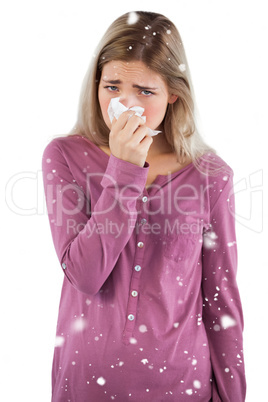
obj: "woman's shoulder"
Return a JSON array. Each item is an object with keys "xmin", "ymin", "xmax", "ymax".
[
  {"xmin": 195, "ymin": 151, "xmax": 233, "ymax": 179},
  {"xmin": 42, "ymin": 134, "xmax": 108, "ymax": 176},
  {"xmin": 42, "ymin": 134, "xmax": 100, "ymax": 160},
  {"xmin": 194, "ymin": 152, "xmax": 235, "ymax": 214},
  {"xmin": 43, "ymin": 134, "xmax": 92, "ymax": 151}
]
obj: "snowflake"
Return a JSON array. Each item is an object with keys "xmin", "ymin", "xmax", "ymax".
[{"xmin": 96, "ymin": 377, "xmax": 106, "ymax": 386}]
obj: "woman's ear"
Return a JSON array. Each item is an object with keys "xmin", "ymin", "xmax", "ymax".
[{"xmin": 168, "ymin": 94, "xmax": 178, "ymax": 104}]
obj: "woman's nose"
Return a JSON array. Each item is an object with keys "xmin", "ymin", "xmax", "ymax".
[{"xmin": 119, "ymin": 95, "xmax": 138, "ymax": 109}]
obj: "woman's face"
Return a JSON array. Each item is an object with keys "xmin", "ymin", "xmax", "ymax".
[{"xmin": 98, "ymin": 60, "xmax": 177, "ymax": 131}]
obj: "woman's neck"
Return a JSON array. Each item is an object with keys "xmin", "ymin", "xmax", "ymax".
[
  {"xmin": 99, "ymin": 131, "xmax": 174, "ymax": 158},
  {"xmin": 147, "ymin": 132, "xmax": 173, "ymax": 158}
]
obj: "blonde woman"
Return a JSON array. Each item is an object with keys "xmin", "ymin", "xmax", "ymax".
[{"xmin": 42, "ymin": 11, "xmax": 246, "ymax": 401}]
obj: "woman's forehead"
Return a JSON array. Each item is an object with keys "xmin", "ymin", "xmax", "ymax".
[{"xmin": 101, "ymin": 60, "xmax": 165, "ymax": 86}]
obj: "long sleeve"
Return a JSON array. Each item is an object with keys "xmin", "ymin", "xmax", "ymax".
[
  {"xmin": 202, "ymin": 172, "xmax": 246, "ymax": 401},
  {"xmin": 42, "ymin": 139, "xmax": 148, "ymax": 296}
]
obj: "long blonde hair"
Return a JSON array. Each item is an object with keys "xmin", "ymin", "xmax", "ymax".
[{"xmin": 72, "ymin": 11, "xmax": 214, "ymax": 165}]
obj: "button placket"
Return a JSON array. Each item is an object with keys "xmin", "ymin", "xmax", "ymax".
[{"xmin": 123, "ymin": 193, "xmax": 149, "ymax": 344}]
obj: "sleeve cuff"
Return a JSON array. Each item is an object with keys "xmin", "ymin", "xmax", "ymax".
[{"xmin": 101, "ymin": 154, "xmax": 149, "ymax": 192}]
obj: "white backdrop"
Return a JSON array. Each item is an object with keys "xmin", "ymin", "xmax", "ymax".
[{"xmin": 1, "ymin": 1, "xmax": 267, "ymax": 401}]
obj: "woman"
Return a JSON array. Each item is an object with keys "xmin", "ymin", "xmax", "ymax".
[{"xmin": 42, "ymin": 11, "xmax": 246, "ymax": 401}]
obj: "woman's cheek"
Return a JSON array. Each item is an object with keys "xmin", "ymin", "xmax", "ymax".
[
  {"xmin": 99, "ymin": 96, "xmax": 112, "ymax": 128},
  {"xmin": 145, "ymin": 105, "xmax": 167, "ymax": 129}
]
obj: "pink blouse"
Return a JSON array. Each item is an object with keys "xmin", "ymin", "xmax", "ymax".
[{"xmin": 42, "ymin": 134, "xmax": 246, "ymax": 401}]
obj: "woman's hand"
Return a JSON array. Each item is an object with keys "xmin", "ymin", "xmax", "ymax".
[{"xmin": 109, "ymin": 110, "xmax": 153, "ymax": 167}]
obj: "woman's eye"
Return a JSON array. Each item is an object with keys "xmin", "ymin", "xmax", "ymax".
[
  {"xmin": 141, "ymin": 90, "xmax": 153, "ymax": 96},
  {"xmin": 105, "ymin": 86, "xmax": 118, "ymax": 92}
]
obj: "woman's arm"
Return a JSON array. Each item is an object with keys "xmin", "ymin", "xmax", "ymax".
[
  {"xmin": 42, "ymin": 139, "xmax": 148, "ymax": 296},
  {"xmin": 202, "ymin": 172, "xmax": 246, "ymax": 401}
]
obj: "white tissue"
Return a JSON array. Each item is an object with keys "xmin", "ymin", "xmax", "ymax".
[{"xmin": 107, "ymin": 97, "xmax": 161, "ymax": 136}]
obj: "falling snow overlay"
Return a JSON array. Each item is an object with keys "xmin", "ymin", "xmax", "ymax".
[
  {"xmin": 221, "ymin": 314, "xmax": 237, "ymax": 329},
  {"xmin": 42, "ymin": 135, "xmax": 246, "ymax": 401},
  {"xmin": 96, "ymin": 377, "xmax": 106, "ymax": 386},
  {"xmin": 179, "ymin": 63, "xmax": 186, "ymax": 72},
  {"xmin": 127, "ymin": 12, "xmax": 139, "ymax": 25},
  {"xmin": 55, "ymin": 335, "xmax": 65, "ymax": 347}
]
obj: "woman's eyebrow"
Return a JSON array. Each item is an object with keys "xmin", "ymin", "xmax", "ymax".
[
  {"xmin": 133, "ymin": 84, "xmax": 158, "ymax": 90},
  {"xmin": 102, "ymin": 79, "xmax": 121, "ymax": 85},
  {"xmin": 102, "ymin": 79, "xmax": 158, "ymax": 90}
]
